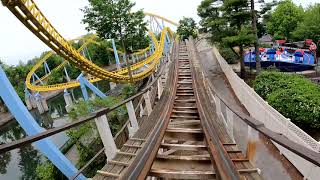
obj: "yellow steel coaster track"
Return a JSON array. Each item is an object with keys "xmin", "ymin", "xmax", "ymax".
[
  {"xmin": 31, "ymin": 36, "xmax": 150, "ymax": 85},
  {"xmin": 1, "ymin": 0, "xmax": 177, "ymax": 92}
]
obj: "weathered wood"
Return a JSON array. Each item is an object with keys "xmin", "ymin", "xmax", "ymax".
[
  {"xmin": 169, "ymin": 120, "xmax": 201, "ymax": 126},
  {"xmin": 157, "ymin": 154, "xmax": 211, "ymax": 161},
  {"xmin": 130, "ymin": 138, "xmax": 146, "ymax": 142},
  {"xmin": 123, "ymin": 144, "xmax": 143, "ymax": 148},
  {"xmin": 166, "ymin": 128, "xmax": 202, "ymax": 133},
  {"xmin": 96, "ymin": 171, "xmax": 120, "ymax": 177},
  {"xmin": 160, "ymin": 143, "xmax": 206, "ymax": 150},
  {"xmin": 117, "ymin": 151, "xmax": 136, "ymax": 157},
  {"xmin": 149, "ymin": 169, "xmax": 216, "ymax": 179},
  {"xmin": 108, "ymin": 160, "xmax": 129, "ymax": 166}
]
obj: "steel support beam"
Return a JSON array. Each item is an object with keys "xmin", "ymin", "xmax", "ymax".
[{"xmin": 0, "ymin": 66, "xmax": 85, "ymax": 180}]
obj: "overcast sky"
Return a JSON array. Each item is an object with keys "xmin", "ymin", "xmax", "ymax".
[{"xmin": 0, "ymin": 0, "xmax": 318, "ymax": 65}]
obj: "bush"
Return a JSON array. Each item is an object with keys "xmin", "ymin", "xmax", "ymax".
[
  {"xmin": 253, "ymin": 71, "xmax": 320, "ymax": 129},
  {"xmin": 218, "ymin": 46, "xmax": 238, "ymax": 64},
  {"xmin": 121, "ymin": 84, "xmax": 137, "ymax": 98}
]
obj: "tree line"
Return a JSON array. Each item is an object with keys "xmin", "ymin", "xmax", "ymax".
[{"xmin": 196, "ymin": 0, "xmax": 320, "ymax": 77}]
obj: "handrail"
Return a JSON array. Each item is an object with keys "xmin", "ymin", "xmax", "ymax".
[
  {"xmin": 70, "ymin": 57, "xmax": 171, "ymax": 179},
  {"xmin": 0, "ymin": 57, "xmax": 168, "ymax": 154}
]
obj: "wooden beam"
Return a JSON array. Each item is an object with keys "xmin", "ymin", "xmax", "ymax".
[
  {"xmin": 169, "ymin": 120, "xmax": 201, "ymax": 126},
  {"xmin": 108, "ymin": 160, "xmax": 129, "ymax": 166},
  {"xmin": 96, "ymin": 170, "xmax": 120, "ymax": 177},
  {"xmin": 130, "ymin": 138, "xmax": 146, "ymax": 142},
  {"xmin": 123, "ymin": 144, "xmax": 143, "ymax": 148},
  {"xmin": 149, "ymin": 169, "xmax": 215, "ymax": 179},
  {"xmin": 166, "ymin": 128, "xmax": 202, "ymax": 133},
  {"xmin": 157, "ymin": 154, "xmax": 211, "ymax": 161},
  {"xmin": 117, "ymin": 151, "xmax": 136, "ymax": 157},
  {"xmin": 161, "ymin": 143, "xmax": 207, "ymax": 150}
]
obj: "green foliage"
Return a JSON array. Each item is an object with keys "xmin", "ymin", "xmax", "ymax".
[
  {"xmin": 121, "ymin": 84, "xmax": 137, "ymax": 98},
  {"xmin": 291, "ymin": 4, "xmax": 320, "ymax": 42},
  {"xmin": 267, "ymin": 0, "xmax": 304, "ymax": 40},
  {"xmin": 36, "ymin": 160, "xmax": 57, "ymax": 180},
  {"xmin": 3, "ymin": 62, "xmax": 33, "ymax": 101},
  {"xmin": 177, "ymin": 17, "xmax": 198, "ymax": 40},
  {"xmin": 46, "ymin": 70, "xmax": 65, "ymax": 85},
  {"xmin": 218, "ymin": 46, "xmax": 238, "ymax": 64},
  {"xmin": 198, "ymin": 0, "xmax": 255, "ymax": 76},
  {"xmin": 253, "ymin": 71, "xmax": 320, "ymax": 129},
  {"xmin": 82, "ymin": 0, "xmax": 148, "ymax": 53}
]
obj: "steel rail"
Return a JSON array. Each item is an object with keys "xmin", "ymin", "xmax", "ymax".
[
  {"xmin": 119, "ymin": 42, "xmax": 180, "ymax": 180},
  {"xmin": 187, "ymin": 39, "xmax": 241, "ymax": 179}
]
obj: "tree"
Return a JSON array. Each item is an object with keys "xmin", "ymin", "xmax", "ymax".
[
  {"xmin": 267, "ymin": 0, "xmax": 304, "ymax": 40},
  {"xmin": 177, "ymin": 17, "xmax": 198, "ymax": 40},
  {"xmin": 81, "ymin": 0, "xmax": 148, "ymax": 53},
  {"xmin": 291, "ymin": 4, "xmax": 320, "ymax": 43},
  {"xmin": 198, "ymin": 0, "xmax": 255, "ymax": 77},
  {"xmin": 82, "ymin": 0, "xmax": 148, "ymax": 80},
  {"xmin": 250, "ymin": 0, "xmax": 278, "ymax": 75}
]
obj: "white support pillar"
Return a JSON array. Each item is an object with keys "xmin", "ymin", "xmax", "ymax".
[
  {"xmin": 64, "ymin": 92, "xmax": 73, "ymax": 113},
  {"xmin": 25, "ymin": 97, "xmax": 33, "ymax": 110},
  {"xmin": 36, "ymin": 98, "xmax": 45, "ymax": 114},
  {"xmin": 143, "ymin": 91, "xmax": 152, "ymax": 116},
  {"xmin": 126, "ymin": 101, "xmax": 139, "ymax": 137},
  {"xmin": 95, "ymin": 115, "xmax": 118, "ymax": 159},
  {"xmin": 41, "ymin": 98, "xmax": 49, "ymax": 112},
  {"xmin": 157, "ymin": 78, "xmax": 163, "ymax": 99},
  {"xmin": 139, "ymin": 104, "xmax": 144, "ymax": 117},
  {"xmin": 109, "ymin": 82, "xmax": 117, "ymax": 90},
  {"xmin": 30, "ymin": 96, "xmax": 37, "ymax": 109}
]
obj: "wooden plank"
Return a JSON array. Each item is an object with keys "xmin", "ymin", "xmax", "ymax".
[
  {"xmin": 172, "ymin": 110, "xmax": 198, "ymax": 114},
  {"xmin": 123, "ymin": 144, "xmax": 143, "ymax": 148},
  {"xmin": 161, "ymin": 143, "xmax": 207, "ymax": 150},
  {"xmin": 169, "ymin": 120, "xmax": 200, "ymax": 126},
  {"xmin": 174, "ymin": 99, "xmax": 196, "ymax": 103},
  {"xmin": 166, "ymin": 128, "xmax": 202, "ymax": 133},
  {"xmin": 157, "ymin": 154, "xmax": 211, "ymax": 161},
  {"xmin": 226, "ymin": 150, "xmax": 242, "ymax": 153},
  {"xmin": 231, "ymin": 158, "xmax": 250, "ymax": 162},
  {"xmin": 117, "ymin": 151, "xmax": 136, "ymax": 157},
  {"xmin": 176, "ymin": 93, "xmax": 194, "ymax": 96},
  {"xmin": 96, "ymin": 170, "xmax": 119, "ymax": 177},
  {"xmin": 130, "ymin": 138, "xmax": 146, "ymax": 142},
  {"xmin": 223, "ymin": 143, "xmax": 237, "ymax": 146},
  {"xmin": 149, "ymin": 169, "xmax": 215, "ymax": 179},
  {"xmin": 171, "ymin": 115, "xmax": 199, "ymax": 119},
  {"xmin": 173, "ymin": 106, "xmax": 197, "ymax": 109},
  {"xmin": 108, "ymin": 160, "xmax": 129, "ymax": 166},
  {"xmin": 238, "ymin": 168, "xmax": 259, "ymax": 173}
]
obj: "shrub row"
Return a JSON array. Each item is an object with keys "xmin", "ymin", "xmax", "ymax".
[{"xmin": 253, "ymin": 71, "xmax": 320, "ymax": 129}]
